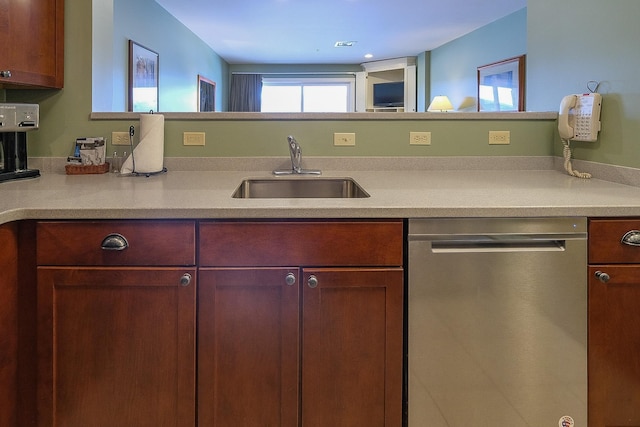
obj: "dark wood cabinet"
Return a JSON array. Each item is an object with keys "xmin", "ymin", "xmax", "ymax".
[
  {"xmin": 0, "ymin": 222, "xmax": 19, "ymax": 427},
  {"xmin": 300, "ymin": 267, "xmax": 403, "ymax": 426},
  {"xmin": 0, "ymin": 0, "xmax": 64, "ymax": 88},
  {"xmin": 0, "ymin": 221, "xmax": 37, "ymax": 427},
  {"xmin": 198, "ymin": 267, "xmax": 300, "ymax": 426},
  {"xmin": 31, "ymin": 219, "xmax": 403, "ymax": 426},
  {"xmin": 588, "ymin": 218, "xmax": 640, "ymax": 426},
  {"xmin": 36, "ymin": 221, "xmax": 196, "ymax": 427},
  {"xmin": 198, "ymin": 220, "xmax": 404, "ymax": 426}
]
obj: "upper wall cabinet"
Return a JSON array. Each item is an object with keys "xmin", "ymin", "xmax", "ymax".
[{"xmin": 0, "ymin": 0, "xmax": 64, "ymax": 89}]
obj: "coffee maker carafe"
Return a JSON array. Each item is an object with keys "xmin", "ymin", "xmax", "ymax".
[{"xmin": 0, "ymin": 103, "xmax": 40, "ymax": 182}]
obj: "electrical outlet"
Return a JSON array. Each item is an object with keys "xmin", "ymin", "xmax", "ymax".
[
  {"xmin": 410, "ymin": 131, "xmax": 431, "ymax": 145},
  {"xmin": 111, "ymin": 131, "xmax": 130, "ymax": 146},
  {"xmin": 334, "ymin": 132, "xmax": 356, "ymax": 146},
  {"xmin": 183, "ymin": 132, "xmax": 205, "ymax": 146},
  {"xmin": 489, "ymin": 130, "xmax": 510, "ymax": 145}
]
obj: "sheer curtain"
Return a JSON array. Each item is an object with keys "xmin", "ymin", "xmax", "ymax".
[{"xmin": 229, "ymin": 74, "xmax": 262, "ymax": 112}]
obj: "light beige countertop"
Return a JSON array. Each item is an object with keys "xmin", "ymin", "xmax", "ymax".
[{"xmin": 2, "ymin": 157, "xmax": 640, "ymax": 224}]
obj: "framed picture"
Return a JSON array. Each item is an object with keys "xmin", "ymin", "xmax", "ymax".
[
  {"xmin": 128, "ymin": 40, "xmax": 159, "ymax": 112},
  {"xmin": 477, "ymin": 55, "xmax": 525, "ymax": 112},
  {"xmin": 198, "ymin": 75, "xmax": 216, "ymax": 112}
]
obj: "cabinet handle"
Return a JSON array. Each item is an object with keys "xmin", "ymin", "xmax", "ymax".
[
  {"xmin": 285, "ymin": 273, "xmax": 296, "ymax": 286},
  {"xmin": 100, "ymin": 233, "xmax": 129, "ymax": 251},
  {"xmin": 307, "ymin": 275, "xmax": 318, "ymax": 288},
  {"xmin": 0, "ymin": 70, "xmax": 11, "ymax": 78},
  {"xmin": 180, "ymin": 273, "xmax": 192, "ymax": 287},
  {"xmin": 595, "ymin": 270, "xmax": 610, "ymax": 283},
  {"xmin": 621, "ymin": 230, "xmax": 640, "ymax": 246}
]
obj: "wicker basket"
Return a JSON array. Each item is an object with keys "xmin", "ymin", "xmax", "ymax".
[{"xmin": 65, "ymin": 162, "xmax": 110, "ymax": 175}]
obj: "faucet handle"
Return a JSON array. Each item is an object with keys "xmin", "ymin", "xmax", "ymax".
[
  {"xmin": 273, "ymin": 135, "xmax": 322, "ymax": 175},
  {"xmin": 287, "ymin": 135, "xmax": 302, "ymax": 173},
  {"xmin": 287, "ymin": 135, "xmax": 300, "ymax": 153}
]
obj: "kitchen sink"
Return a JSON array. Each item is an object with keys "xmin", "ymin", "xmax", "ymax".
[{"xmin": 232, "ymin": 177, "xmax": 370, "ymax": 198}]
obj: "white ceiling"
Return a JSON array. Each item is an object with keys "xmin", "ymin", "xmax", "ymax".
[{"xmin": 154, "ymin": 0, "xmax": 526, "ymax": 65}]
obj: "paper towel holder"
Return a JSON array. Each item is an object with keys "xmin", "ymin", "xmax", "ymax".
[{"xmin": 121, "ymin": 116, "xmax": 168, "ymax": 177}]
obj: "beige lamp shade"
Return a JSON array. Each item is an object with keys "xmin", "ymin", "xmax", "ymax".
[{"xmin": 427, "ymin": 95, "xmax": 454, "ymax": 112}]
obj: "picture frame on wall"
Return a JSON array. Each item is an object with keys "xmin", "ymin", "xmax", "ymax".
[
  {"xmin": 128, "ymin": 40, "xmax": 159, "ymax": 112},
  {"xmin": 477, "ymin": 55, "xmax": 525, "ymax": 112},
  {"xmin": 198, "ymin": 75, "xmax": 216, "ymax": 112}
]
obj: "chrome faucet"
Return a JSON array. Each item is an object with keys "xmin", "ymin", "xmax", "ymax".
[
  {"xmin": 288, "ymin": 135, "xmax": 303, "ymax": 173},
  {"xmin": 273, "ymin": 135, "xmax": 321, "ymax": 175}
]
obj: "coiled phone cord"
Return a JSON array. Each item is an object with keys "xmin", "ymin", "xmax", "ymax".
[{"xmin": 562, "ymin": 139, "xmax": 591, "ymax": 179}]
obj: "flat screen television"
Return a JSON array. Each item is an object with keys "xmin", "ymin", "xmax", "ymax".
[{"xmin": 373, "ymin": 81, "xmax": 404, "ymax": 107}]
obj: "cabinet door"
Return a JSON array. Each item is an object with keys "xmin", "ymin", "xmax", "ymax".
[
  {"xmin": 301, "ymin": 268, "xmax": 403, "ymax": 427},
  {"xmin": 198, "ymin": 268, "xmax": 300, "ymax": 427},
  {"xmin": 589, "ymin": 265, "xmax": 640, "ymax": 426},
  {"xmin": 0, "ymin": 223, "xmax": 18, "ymax": 427},
  {"xmin": 37, "ymin": 267, "xmax": 196, "ymax": 427},
  {"xmin": 0, "ymin": 0, "xmax": 64, "ymax": 88}
]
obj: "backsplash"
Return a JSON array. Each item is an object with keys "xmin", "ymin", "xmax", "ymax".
[{"xmin": 29, "ymin": 155, "xmax": 640, "ymax": 187}]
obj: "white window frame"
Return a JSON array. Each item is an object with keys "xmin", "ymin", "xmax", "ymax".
[{"xmin": 261, "ymin": 76, "xmax": 356, "ymax": 112}]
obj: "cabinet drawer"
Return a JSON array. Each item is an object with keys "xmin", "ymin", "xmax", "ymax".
[
  {"xmin": 199, "ymin": 220, "xmax": 403, "ymax": 267},
  {"xmin": 589, "ymin": 218, "xmax": 640, "ymax": 264},
  {"xmin": 37, "ymin": 220, "xmax": 196, "ymax": 266}
]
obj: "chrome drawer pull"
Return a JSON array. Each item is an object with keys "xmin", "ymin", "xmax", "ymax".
[
  {"xmin": 0, "ymin": 70, "xmax": 12, "ymax": 78},
  {"xmin": 307, "ymin": 275, "xmax": 318, "ymax": 288},
  {"xmin": 285, "ymin": 273, "xmax": 296, "ymax": 286},
  {"xmin": 621, "ymin": 230, "xmax": 640, "ymax": 246},
  {"xmin": 100, "ymin": 233, "xmax": 129, "ymax": 251},
  {"xmin": 180, "ymin": 273, "xmax": 192, "ymax": 287},
  {"xmin": 595, "ymin": 271, "xmax": 610, "ymax": 283}
]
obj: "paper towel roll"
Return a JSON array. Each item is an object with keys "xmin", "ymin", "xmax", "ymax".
[{"xmin": 121, "ymin": 113, "xmax": 164, "ymax": 174}]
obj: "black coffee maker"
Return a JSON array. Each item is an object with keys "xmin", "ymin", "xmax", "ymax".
[{"xmin": 0, "ymin": 103, "xmax": 40, "ymax": 182}]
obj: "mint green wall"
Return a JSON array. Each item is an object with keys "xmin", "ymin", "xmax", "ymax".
[
  {"xmin": 416, "ymin": 52, "xmax": 430, "ymax": 112},
  {"xmin": 527, "ymin": 0, "xmax": 640, "ymax": 168},
  {"xmin": 430, "ymin": 8, "xmax": 527, "ymax": 112},
  {"xmin": 6, "ymin": 0, "xmax": 556, "ymax": 160},
  {"xmin": 92, "ymin": 0, "xmax": 115, "ymax": 111},
  {"xmin": 92, "ymin": 0, "xmax": 229, "ymax": 112}
]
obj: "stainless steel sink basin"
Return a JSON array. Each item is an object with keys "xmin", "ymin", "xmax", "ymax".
[{"xmin": 232, "ymin": 177, "xmax": 370, "ymax": 198}]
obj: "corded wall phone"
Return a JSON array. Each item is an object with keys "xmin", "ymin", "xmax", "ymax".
[
  {"xmin": 558, "ymin": 93, "xmax": 602, "ymax": 141},
  {"xmin": 559, "ymin": 93, "xmax": 602, "ymax": 179}
]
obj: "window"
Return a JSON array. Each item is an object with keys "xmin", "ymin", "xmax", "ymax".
[{"xmin": 261, "ymin": 77, "xmax": 355, "ymax": 112}]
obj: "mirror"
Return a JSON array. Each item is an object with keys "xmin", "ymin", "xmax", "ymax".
[{"xmin": 92, "ymin": 0, "xmax": 527, "ymax": 113}]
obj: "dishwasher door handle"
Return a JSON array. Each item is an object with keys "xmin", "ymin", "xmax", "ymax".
[{"xmin": 426, "ymin": 238, "xmax": 567, "ymax": 253}]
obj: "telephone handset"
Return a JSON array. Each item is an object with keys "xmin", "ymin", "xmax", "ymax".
[
  {"xmin": 558, "ymin": 93, "xmax": 602, "ymax": 141},
  {"xmin": 558, "ymin": 93, "xmax": 602, "ymax": 179}
]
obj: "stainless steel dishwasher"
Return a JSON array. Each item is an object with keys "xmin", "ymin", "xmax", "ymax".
[{"xmin": 408, "ymin": 217, "xmax": 587, "ymax": 427}]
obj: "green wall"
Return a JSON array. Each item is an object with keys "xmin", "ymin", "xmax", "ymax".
[
  {"xmin": 11, "ymin": 0, "xmax": 635, "ymax": 166},
  {"xmin": 416, "ymin": 52, "xmax": 430, "ymax": 112},
  {"xmin": 430, "ymin": 8, "xmax": 527, "ymax": 112},
  {"xmin": 527, "ymin": 0, "xmax": 640, "ymax": 169},
  {"xmin": 93, "ymin": 0, "xmax": 228, "ymax": 112},
  {"xmin": 157, "ymin": 119, "xmax": 556, "ymax": 158}
]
